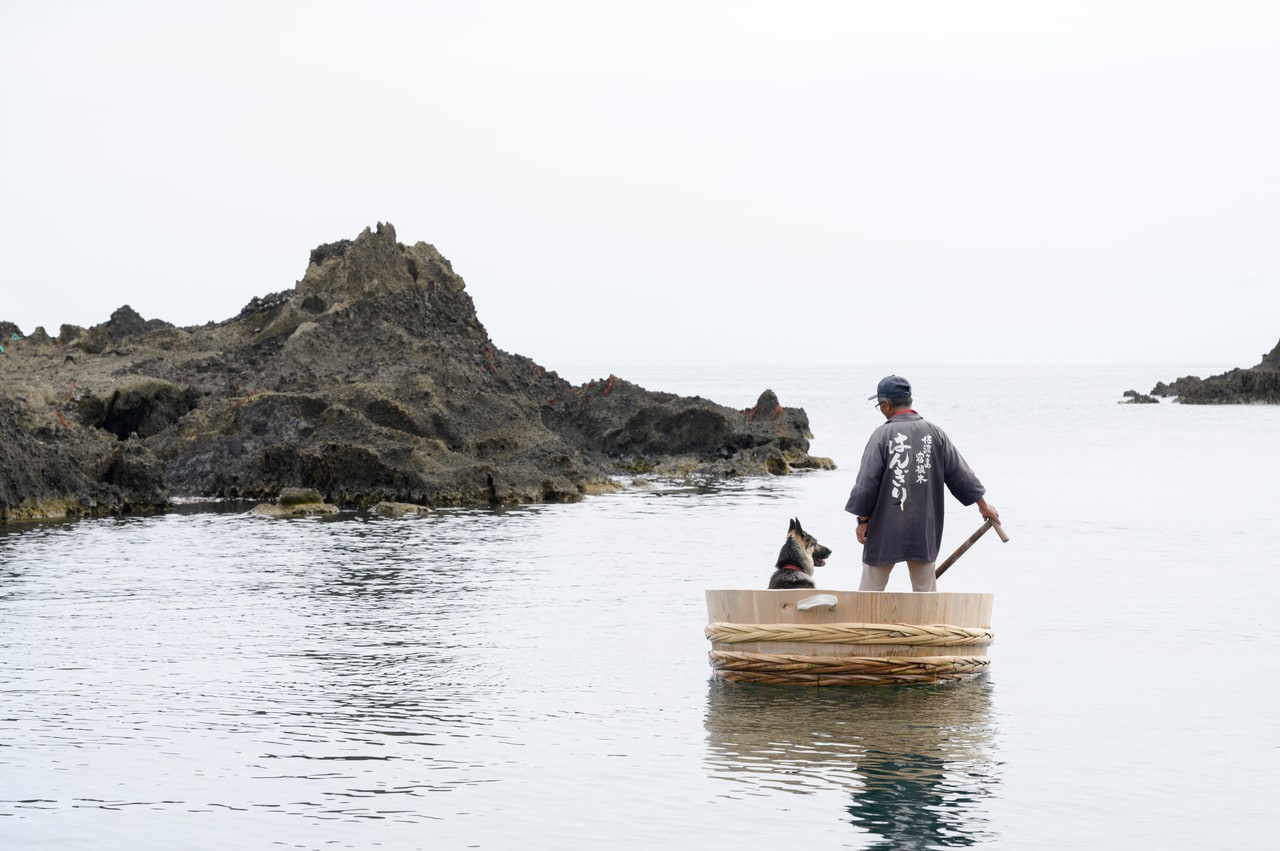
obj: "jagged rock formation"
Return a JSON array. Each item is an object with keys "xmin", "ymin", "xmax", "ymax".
[
  {"xmin": 1149, "ymin": 338, "xmax": 1280, "ymax": 403},
  {"xmin": 0, "ymin": 223, "xmax": 834, "ymax": 523}
]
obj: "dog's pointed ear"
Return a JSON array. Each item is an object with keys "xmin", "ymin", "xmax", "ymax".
[{"xmin": 790, "ymin": 517, "xmax": 801, "ymax": 533}]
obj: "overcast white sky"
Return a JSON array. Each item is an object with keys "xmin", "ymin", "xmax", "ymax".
[{"xmin": 2, "ymin": 2, "xmax": 1277, "ymax": 377}]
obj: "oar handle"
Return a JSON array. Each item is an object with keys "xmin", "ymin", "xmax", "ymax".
[{"xmin": 935, "ymin": 518, "xmax": 1010, "ymax": 578}]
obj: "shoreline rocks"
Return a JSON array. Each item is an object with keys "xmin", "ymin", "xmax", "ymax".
[
  {"xmin": 0, "ymin": 223, "xmax": 835, "ymax": 524},
  {"xmin": 1145, "ymin": 338, "xmax": 1280, "ymax": 404}
]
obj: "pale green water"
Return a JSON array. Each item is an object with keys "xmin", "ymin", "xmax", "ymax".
[{"xmin": 2, "ymin": 364, "xmax": 1277, "ymax": 850}]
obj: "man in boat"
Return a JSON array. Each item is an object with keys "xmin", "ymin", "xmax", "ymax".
[{"xmin": 844, "ymin": 375, "xmax": 1000, "ymax": 592}]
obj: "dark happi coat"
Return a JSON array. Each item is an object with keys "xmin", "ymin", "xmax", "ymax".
[{"xmin": 844, "ymin": 412, "xmax": 986, "ymax": 565}]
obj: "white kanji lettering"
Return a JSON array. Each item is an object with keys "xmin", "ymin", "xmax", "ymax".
[
  {"xmin": 915, "ymin": 434, "xmax": 933, "ymax": 485},
  {"xmin": 888, "ymin": 432, "xmax": 912, "ymax": 508}
]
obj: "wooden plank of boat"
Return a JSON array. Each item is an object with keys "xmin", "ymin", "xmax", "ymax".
[{"xmin": 704, "ymin": 589, "xmax": 994, "ymax": 686}]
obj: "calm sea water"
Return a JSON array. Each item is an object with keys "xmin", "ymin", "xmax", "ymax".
[{"xmin": 2, "ymin": 364, "xmax": 1278, "ymax": 850}]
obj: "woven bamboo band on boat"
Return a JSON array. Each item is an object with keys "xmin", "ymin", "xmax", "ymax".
[
  {"xmin": 708, "ymin": 650, "xmax": 990, "ymax": 686},
  {"xmin": 704, "ymin": 621, "xmax": 993, "ymax": 647}
]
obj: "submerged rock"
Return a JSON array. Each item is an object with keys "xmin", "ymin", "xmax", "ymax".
[
  {"xmin": 249, "ymin": 487, "xmax": 340, "ymax": 518},
  {"xmin": 0, "ymin": 223, "xmax": 835, "ymax": 523},
  {"xmin": 370, "ymin": 501, "xmax": 431, "ymax": 518}
]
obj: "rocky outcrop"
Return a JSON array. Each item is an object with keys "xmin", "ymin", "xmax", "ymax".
[
  {"xmin": 0, "ymin": 223, "xmax": 834, "ymax": 523},
  {"xmin": 1149, "ymin": 338, "xmax": 1280, "ymax": 403},
  {"xmin": 249, "ymin": 487, "xmax": 339, "ymax": 518}
]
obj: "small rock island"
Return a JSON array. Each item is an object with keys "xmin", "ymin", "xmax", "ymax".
[
  {"xmin": 0, "ymin": 224, "xmax": 834, "ymax": 523},
  {"xmin": 1129, "ymin": 339, "xmax": 1280, "ymax": 404}
]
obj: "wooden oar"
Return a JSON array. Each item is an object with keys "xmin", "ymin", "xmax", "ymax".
[{"xmin": 935, "ymin": 518, "xmax": 1009, "ymax": 578}]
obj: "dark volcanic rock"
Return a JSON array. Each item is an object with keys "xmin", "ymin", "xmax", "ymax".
[
  {"xmin": 0, "ymin": 395, "xmax": 169, "ymax": 522},
  {"xmin": 0, "ymin": 223, "xmax": 834, "ymax": 523},
  {"xmin": 101, "ymin": 305, "xmax": 174, "ymax": 343},
  {"xmin": 1149, "ymin": 338, "xmax": 1280, "ymax": 404}
]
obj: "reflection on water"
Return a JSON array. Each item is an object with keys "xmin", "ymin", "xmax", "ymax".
[
  {"xmin": 704, "ymin": 676, "xmax": 1000, "ymax": 849},
  {"xmin": 0, "ymin": 510, "xmax": 532, "ymax": 831},
  {"xmin": 2, "ymin": 502, "xmax": 1004, "ymax": 846}
]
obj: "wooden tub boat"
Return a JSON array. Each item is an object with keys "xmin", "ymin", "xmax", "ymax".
[{"xmin": 704, "ymin": 589, "xmax": 994, "ymax": 686}]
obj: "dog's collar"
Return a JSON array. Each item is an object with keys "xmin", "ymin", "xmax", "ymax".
[{"xmin": 778, "ymin": 563, "xmax": 805, "ymax": 572}]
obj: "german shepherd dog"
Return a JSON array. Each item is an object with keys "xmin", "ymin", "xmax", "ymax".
[{"xmin": 767, "ymin": 518, "xmax": 832, "ymax": 589}]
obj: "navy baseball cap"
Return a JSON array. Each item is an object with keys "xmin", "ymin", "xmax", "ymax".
[{"xmin": 869, "ymin": 375, "xmax": 911, "ymax": 401}]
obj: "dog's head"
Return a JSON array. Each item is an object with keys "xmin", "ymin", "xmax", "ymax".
[
  {"xmin": 780, "ymin": 517, "xmax": 832, "ymax": 570},
  {"xmin": 790, "ymin": 517, "xmax": 832, "ymax": 567}
]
